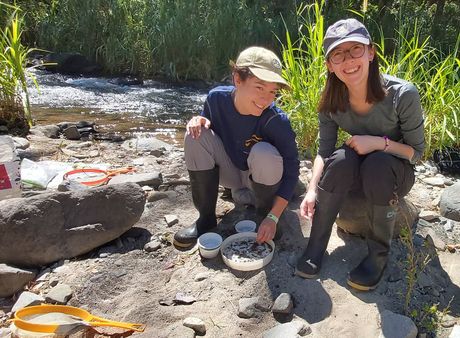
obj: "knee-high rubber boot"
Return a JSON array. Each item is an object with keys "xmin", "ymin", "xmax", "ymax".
[
  {"xmin": 295, "ymin": 188, "xmax": 346, "ymax": 278},
  {"xmin": 347, "ymin": 204, "xmax": 397, "ymax": 291},
  {"xmin": 249, "ymin": 179, "xmax": 282, "ymax": 240},
  {"xmin": 174, "ymin": 167, "xmax": 219, "ymax": 248}
]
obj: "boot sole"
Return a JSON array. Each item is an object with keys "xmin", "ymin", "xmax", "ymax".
[
  {"xmin": 173, "ymin": 239, "xmax": 196, "ymax": 248},
  {"xmin": 294, "ymin": 268, "xmax": 319, "ymax": 279},
  {"xmin": 346, "ymin": 278, "xmax": 378, "ymax": 291}
]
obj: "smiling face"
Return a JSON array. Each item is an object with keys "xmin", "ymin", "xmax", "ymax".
[
  {"xmin": 326, "ymin": 41, "xmax": 375, "ymax": 91},
  {"xmin": 233, "ymin": 73, "xmax": 280, "ymax": 116}
]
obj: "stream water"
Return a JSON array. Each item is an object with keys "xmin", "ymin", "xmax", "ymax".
[{"xmin": 27, "ymin": 70, "xmax": 209, "ymax": 145}]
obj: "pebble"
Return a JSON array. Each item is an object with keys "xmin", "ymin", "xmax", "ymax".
[
  {"xmin": 183, "ymin": 317, "xmax": 206, "ymax": 335},
  {"xmin": 144, "ymin": 240, "xmax": 162, "ymax": 252},
  {"xmin": 423, "ymin": 177, "xmax": 445, "ymax": 187},
  {"xmin": 419, "ymin": 210, "xmax": 439, "ymax": 221},
  {"xmin": 272, "ymin": 293, "xmax": 293, "ymax": 314},
  {"xmin": 194, "ymin": 272, "xmax": 210, "ymax": 282},
  {"xmin": 238, "ymin": 297, "xmax": 260, "ymax": 318},
  {"xmin": 262, "ymin": 321, "xmax": 311, "ymax": 338},
  {"xmin": 45, "ymin": 283, "xmax": 73, "ymax": 304},
  {"xmin": 12, "ymin": 291, "xmax": 45, "ymax": 313},
  {"xmin": 164, "ymin": 214, "xmax": 179, "ymax": 226}
]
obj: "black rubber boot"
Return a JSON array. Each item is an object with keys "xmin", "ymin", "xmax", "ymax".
[
  {"xmin": 347, "ymin": 204, "xmax": 397, "ymax": 291},
  {"xmin": 174, "ymin": 167, "xmax": 219, "ymax": 248},
  {"xmin": 249, "ymin": 179, "xmax": 282, "ymax": 240},
  {"xmin": 295, "ymin": 188, "xmax": 346, "ymax": 279}
]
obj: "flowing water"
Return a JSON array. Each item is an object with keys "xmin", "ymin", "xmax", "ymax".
[{"xmin": 27, "ymin": 70, "xmax": 209, "ymax": 145}]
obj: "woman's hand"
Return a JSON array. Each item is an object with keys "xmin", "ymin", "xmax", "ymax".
[
  {"xmin": 346, "ymin": 135, "xmax": 384, "ymax": 155},
  {"xmin": 256, "ymin": 217, "xmax": 277, "ymax": 243},
  {"xmin": 186, "ymin": 116, "xmax": 211, "ymax": 139},
  {"xmin": 300, "ymin": 190, "xmax": 316, "ymax": 219}
]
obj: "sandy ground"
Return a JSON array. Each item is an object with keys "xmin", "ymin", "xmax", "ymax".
[{"xmin": 3, "ymin": 133, "xmax": 460, "ymax": 338}]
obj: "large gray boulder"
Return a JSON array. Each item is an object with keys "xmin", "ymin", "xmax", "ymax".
[
  {"xmin": 440, "ymin": 183, "xmax": 460, "ymax": 221},
  {"xmin": 336, "ymin": 191, "xmax": 419, "ymax": 238},
  {"xmin": 0, "ymin": 183, "xmax": 145, "ymax": 267}
]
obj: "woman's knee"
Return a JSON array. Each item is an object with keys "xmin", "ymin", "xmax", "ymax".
[
  {"xmin": 248, "ymin": 142, "xmax": 283, "ymax": 185},
  {"xmin": 319, "ymin": 146, "xmax": 360, "ymax": 193},
  {"xmin": 324, "ymin": 146, "xmax": 360, "ymax": 178},
  {"xmin": 361, "ymin": 152, "xmax": 397, "ymax": 204}
]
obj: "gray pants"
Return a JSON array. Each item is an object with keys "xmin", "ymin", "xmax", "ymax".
[{"xmin": 184, "ymin": 128, "xmax": 283, "ymax": 204}]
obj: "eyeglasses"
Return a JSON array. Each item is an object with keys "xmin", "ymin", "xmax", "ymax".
[{"xmin": 328, "ymin": 44, "xmax": 366, "ymax": 64}]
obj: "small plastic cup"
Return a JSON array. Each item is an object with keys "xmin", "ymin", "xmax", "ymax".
[
  {"xmin": 198, "ymin": 232, "xmax": 223, "ymax": 259},
  {"xmin": 234, "ymin": 220, "xmax": 257, "ymax": 233}
]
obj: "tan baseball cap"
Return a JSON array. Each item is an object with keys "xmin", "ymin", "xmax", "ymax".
[{"xmin": 235, "ymin": 46, "xmax": 290, "ymax": 89}]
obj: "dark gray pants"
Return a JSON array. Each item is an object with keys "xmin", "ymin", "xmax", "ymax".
[{"xmin": 319, "ymin": 145, "xmax": 415, "ymax": 206}]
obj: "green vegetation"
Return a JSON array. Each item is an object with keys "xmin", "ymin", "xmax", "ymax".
[
  {"xmin": 279, "ymin": 1, "xmax": 460, "ymax": 158},
  {"xmin": 0, "ymin": 2, "xmax": 36, "ymax": 133},
  {"xmin": 24, "ymin": 0, "xmax": 298, "ymax": 81}
]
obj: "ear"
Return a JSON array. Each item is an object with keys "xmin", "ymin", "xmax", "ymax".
[
  {"xmin": 368, "ymin": 45, "xmax": 375, "ymax": 62},
  {"xmin": 325, "ymin": 60, "xmax": 334, "ymax": 73},
  {"xmin": 233, "ymin": 72, "xmax": 242, "ymax": 86}
]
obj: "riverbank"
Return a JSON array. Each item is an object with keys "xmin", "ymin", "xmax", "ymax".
[{"xmin": 1, "ymin": 127, "xmax": 460, "ymax": 337}]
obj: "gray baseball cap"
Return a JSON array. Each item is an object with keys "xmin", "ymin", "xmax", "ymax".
[{"xmin": 323, "ymin": 18, "xmax": 371, "ymax": 57}]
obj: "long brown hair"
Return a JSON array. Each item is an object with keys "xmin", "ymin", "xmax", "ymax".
[{"xmin": 318, "ymin": 45, "xmax": 386, "ymax": 114}]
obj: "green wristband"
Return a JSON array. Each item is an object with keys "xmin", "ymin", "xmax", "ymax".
[{"xmin": 266, "ymin": 213, "xmax": 279, "ymax": 224}]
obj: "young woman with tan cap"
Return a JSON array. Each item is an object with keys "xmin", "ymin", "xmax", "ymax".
[
  {"xmin": 174, "ymin": 46, "xmax": 300, "ymax": 248},
  {"xmin": 295, "ymin": 19, "xmax": 425, "ymax": 291}
]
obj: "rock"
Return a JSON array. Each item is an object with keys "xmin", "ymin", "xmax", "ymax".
[
  {"xmin": 0, "ymin": 264, "xmax": 36, "ymax": 298},
  {"xmin": 173, "ymin": 293, "xmax": 196, "ymax": 305},
  {"xmin": 147, "ymin": 191, "xmax": 176, "ymax": 202},
  {"xmin": 238, "ymin": 297, "xmax": 261, "ymax": 318},
  {"xmin": 183, "ymin": 317, "xmax": 206, "ymax": 335},
  {"xmin": 336, "ymin": 192, "xmax": 418, "ymax": 238},
  {"xmin": 12, "ymin": 137, "xmax": 30, "ymax": 150},
  {"xmin": 45, "ymin": 283, "xmax": 72, "ymax": 304},
  {"xmin": 144, "ymin": 240, "xmax": 161, "ymax": 252},
  {"xmin": 450, "ymin": 325, "xmax": 460, "ymax": 338},
  {"xmin": 121, "ymin": 137, "xmax": 171, "ymax": 154},
  {"xmin": 29, "ymin": 125, "xmax": 60, "ymax": 139},
  {"xmin": 440, "ymin": 183, "xmax": 460, "ymax": 221},
  {"xmin": 422, "ymin": 177, "xmax": 444, "ymax": 187},
  {"xmin": 378, "ymin": 310, "xmax": 417, "ymax": 338},
  {"xmin": 194, "ymin": 272, "xmax": 210, "ymax": 282},
  {"xmin": 108, "ymin": 172, "xmax": 162, "ymax": 188},
  {"xmin": 272, "ymin": 293, "xmax": 293, "ymax": 314},
  {"xmin": 0, "ymin": 183, "xmax": 145, "ymax": 267},
  {"xmin": 12, "ymin": 291, "xmax": 45, "ymax": 313},
  {"xmin": 425, "ymin": 229, "xmax": 446, "ymax": 251},
  {"xmin": 41, "ymin": 52, "xmax": 102, "ymax": 75},
  {"xmin": 262, "ymin": 320, "xmax": 311, "ymax": 338},
  {"xmin": 63, "ymin": 125, "xmax": 81, "ymax": 140},
  {"xmin": 419, "ymin": 210, "xmax": 439, "ymax": 221},
  {"xmin": 164, "ymin": 214, "xmax": 179, "ymax": 227}
]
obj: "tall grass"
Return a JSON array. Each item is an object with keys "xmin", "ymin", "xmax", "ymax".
[
  {"xmin": 378, "ymin": 24, "xmax": 460, "ymax": 156},
  {"xmin": 37, "ymin": 0, "xmax": 298, "ymax": 81},
  {"xmin": 280, "ymin": 1, "xmax": 460, "ymax": 159},
  {"xmin": 0, "ymin": 3, "xmax": 36, "ymax": 128},
  {"xmin": 278, "ymin": 1, "xmax": 326, "ymax": 156}
]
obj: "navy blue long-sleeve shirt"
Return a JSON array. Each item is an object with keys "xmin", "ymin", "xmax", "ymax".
[{"xmin": 201, "ymin": 86, "xmax": 300, "ymax": 201}]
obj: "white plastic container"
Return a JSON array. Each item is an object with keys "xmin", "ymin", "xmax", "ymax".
[
  {"xmin": 234, "ymin": 220, "xmax": 257, "ymax": 233},
  {"xmin": 198, "ymin": 232, "xmax": 223, "ymax": 259},
  {"xmin": 220, "ymin": 232, "xmax": 275, "ymax": 271}
]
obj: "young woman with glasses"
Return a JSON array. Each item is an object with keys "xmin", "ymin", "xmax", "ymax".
[{"xmin": 295, "ymin": 19, "xmax": 425, "ymax": 291}]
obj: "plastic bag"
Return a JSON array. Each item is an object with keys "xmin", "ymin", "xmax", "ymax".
[{"xmin": 0, "ymin": 135, "xmax": 21, "ymax": 200}]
